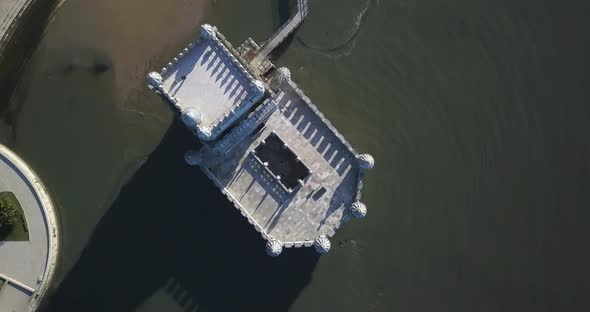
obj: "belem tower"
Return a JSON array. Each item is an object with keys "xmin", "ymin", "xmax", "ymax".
[{"xmin": 146, "ymin": 1, "xmax": 374, "ymax": 256}]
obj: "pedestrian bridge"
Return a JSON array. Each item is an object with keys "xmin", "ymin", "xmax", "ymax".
[{"xmin": 251, "ymin": 0, "xmax": 308, "ymax": 70}]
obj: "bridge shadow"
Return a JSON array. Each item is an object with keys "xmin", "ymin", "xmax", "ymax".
[
  {"xmin": 42, "ymin": 122, "xmax": 318, "ymax": 312},
  {"xmin": 269, "ymin": 0, "xmax": 303, "ymax": 62}
]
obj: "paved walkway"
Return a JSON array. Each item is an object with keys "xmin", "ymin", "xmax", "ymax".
[
  {"xmin": 0, "ymin": 281, "xmax": 33, "ymax": 312},
  {"xmin": 0, "ymin": 145, "xmax": 59, "ymax": 311},
  {"xmin": 251, "ymin": 0, "xmax": 308, "ymax": 67},
  {"xmin": 0, "ymin": 0, "xmax": 33, "ymax": 46},
  {"xmin": 0, "ymin": 156, "xmax": 48, "ymax": 290}
]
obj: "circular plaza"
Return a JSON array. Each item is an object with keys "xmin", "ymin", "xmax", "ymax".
[{"xmin": 0, "ymin": 145, "xmax": 59, "ymax": 311}]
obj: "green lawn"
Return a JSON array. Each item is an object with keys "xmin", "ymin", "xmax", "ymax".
[{"xmin": 0, "ymin": 192, "xmax": 29, "ymax": 241}]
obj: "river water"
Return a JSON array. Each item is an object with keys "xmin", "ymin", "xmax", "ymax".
[{"xmin": 4, "ymin": 0, "xmax": 590, "ymax": 311}]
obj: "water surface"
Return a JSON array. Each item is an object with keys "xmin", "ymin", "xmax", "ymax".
[{"xmin": 5, "ymin": 0, "xmax": 590, "ymax": 311}]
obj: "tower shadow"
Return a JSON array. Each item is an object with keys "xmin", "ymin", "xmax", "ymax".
[{"xmin": 42, "ymin": 122, "xmax": 318, "ymax": 312}]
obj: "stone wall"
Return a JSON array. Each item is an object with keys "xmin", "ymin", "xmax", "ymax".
[{"xmin": 0, "ymin": 0, "xmax": 61, "ymax": 145}]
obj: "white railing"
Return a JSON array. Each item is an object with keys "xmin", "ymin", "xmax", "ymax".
[{"xmin": 254, "ymin": 0, "xmax": 309, "ymax": 61}]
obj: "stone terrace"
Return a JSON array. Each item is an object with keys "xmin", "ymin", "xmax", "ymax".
[
  {"xmin": 201, "ymin": 84, "xmax": 360, "ymax": 244},
  {"xmin": 161, "ymin": 41, "xmax": 254, "ymax": 126}
]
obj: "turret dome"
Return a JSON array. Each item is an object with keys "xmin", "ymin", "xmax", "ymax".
[
  {"xmin": 146, "ymin": 72, "xmax": 162, "ymax": 89},
  {"xmin": 181, "ymin": 107, "xmax": 202, "ymax": 129},
  {"xmin": 266, "ymin": 240, "xmax": 283, "ymax": 257},
  {"xmin": 276, "ymin": 67, "xmax": 291, "ymax": 83},
  {"xmin": 350, "ymin": 201, "xmax": 367, "ymax": 219},
  {"xmin": 357, "ymin": 153, "xmax": 375, "ymax": 171},
  {"xmin": 200, "ymin": 24, "xmax": 216, "ymax": 40},
  {"xmin": 251, "ymin": 80, "xmax": 265, "ymax": 96},
  {"xmin": 313, "ymin": 236, "xmax": 331, "ymax": 254}
]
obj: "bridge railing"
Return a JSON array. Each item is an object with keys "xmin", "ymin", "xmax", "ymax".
[
  {"xmin": 298, "ymin": 0, "xmax": 309, "ymax": 18},
  {"xmin": 257, "ymin": 0, "xmax": 308, "ymax": 59}
]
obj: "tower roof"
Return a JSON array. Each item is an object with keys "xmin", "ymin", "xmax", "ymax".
[{"xmin": 151, "ymin": 24, "xmax": 266, "ymax": 141}]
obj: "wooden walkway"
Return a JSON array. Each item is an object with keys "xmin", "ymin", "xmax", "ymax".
[{"xmin": 251, "ymin": 0, "xmax": 308, "ymax": 69}]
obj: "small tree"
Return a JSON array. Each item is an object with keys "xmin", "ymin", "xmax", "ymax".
[{"xmin": 0, "ymin": 195, "xmax": 18, "ymax": 228}]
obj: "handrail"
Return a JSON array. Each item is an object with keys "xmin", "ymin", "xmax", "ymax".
[{"xmin": 254, "ymin": 0, "xmax": 308, "ymax": 62}]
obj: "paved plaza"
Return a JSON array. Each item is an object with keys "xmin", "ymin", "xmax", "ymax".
[{"xmin": 0, "ymin": 282, "xmax": 33, "ymax": 312}]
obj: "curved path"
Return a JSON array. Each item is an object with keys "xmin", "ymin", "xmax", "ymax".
[
  {"xmin": 0, "ymin": 145, "xmax": 59, "ymax": 311},
  {"xmin": 0, "ymin": 0, "xmax": 35, "ymax": 54}
]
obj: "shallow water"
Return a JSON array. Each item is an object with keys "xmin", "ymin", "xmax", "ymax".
[{"xmin": 5, "ymin": 0, "xmax": 590, "ymax": 311}]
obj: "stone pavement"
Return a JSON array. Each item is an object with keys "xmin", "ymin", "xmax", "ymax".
[
  {"xmin": 161, "ymin": 38, "xmax": 260, "ymax": 131},
  {"xmin": 204, "ymin": 83, "xmax": 360, "ymax": 244},
  {"xmin": 0, "ymin": 145, "xmax": 59, "ymax": 311}
]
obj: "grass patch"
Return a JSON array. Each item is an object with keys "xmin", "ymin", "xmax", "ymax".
[{"xmin": 0, "ymin": 192, "xmax": 29, "ymax": 241}]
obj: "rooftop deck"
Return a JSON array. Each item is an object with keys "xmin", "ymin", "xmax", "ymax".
[{"xmin": 151, "ymin": 25, "xmax": 265, "ymax": 141}]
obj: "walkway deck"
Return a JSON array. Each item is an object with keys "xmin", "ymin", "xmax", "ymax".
[
  {"xmin": 0, "ymin": 281, "xmax": 33, "ymax": 312},
  {"xmin": 251, "ymin": 0, "xmax": 308, "ymax": 68}
]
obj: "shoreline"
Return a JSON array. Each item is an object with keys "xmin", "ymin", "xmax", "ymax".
[{"xmin": 0, "ymin": 0, "xmax": 61, "ymax": 146}]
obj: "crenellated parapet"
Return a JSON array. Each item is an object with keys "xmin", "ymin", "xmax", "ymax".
[
  {"xmin": 147, "ymin": 71, "xmax": 183, "ymax": 110},
  {"xmin": 212, "ymin": 98, "xmax": 277, "ymax": 155}
]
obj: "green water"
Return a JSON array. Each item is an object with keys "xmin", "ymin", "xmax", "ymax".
[{"xmin": 5, "ymin": 0, "xmax": 590, "ymax": 311}]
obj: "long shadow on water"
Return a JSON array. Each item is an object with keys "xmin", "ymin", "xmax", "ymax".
[{"xmin": 43, "ymin": 122, "xmax": 318, "ymax": 312}]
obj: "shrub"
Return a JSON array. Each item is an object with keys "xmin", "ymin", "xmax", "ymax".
[{"xmin": 0, "ymin": 194, "xmax": 18, "ymax": 228}]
